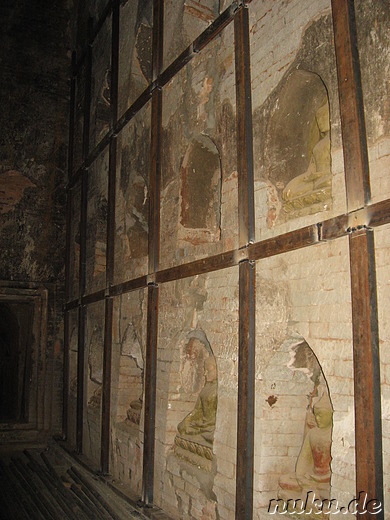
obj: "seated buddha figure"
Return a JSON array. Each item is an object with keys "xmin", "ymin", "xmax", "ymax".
[
  {"xmin": 174, "ymin": 356, "xmax": 218, "ymax": 469},
  {"xmin": 282, "ymin": 100, "xmax": 331, "ymax": 214},
  {"xmin": 278, "ymin": 392, "xmax": 333, "ymax": 511}
]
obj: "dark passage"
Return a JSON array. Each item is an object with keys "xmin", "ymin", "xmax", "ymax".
[{"xmin": 0, "ymin": 303, "xmax": 33, "ymax": 422}]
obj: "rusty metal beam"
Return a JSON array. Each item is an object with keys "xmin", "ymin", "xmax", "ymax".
[
  {"xmin": 331, "ymin": 0, "xmax": 371, "ymax": 210},
  {"xmin": 63, "ymin": 53, "xmax": 76, "ymax": 438},
  {"xmin": 110, "ymin": 0, "xmax": 120, "ymax": 128},
  {"xmin": 193, "ymin": 3, "xmax": 236, "ymax": 54},
  {"xmin": 142, "ymin": 284, "xmax": 159, "ymax": 505},
  {"xmin": 152, "ymin": 0, "xmax": 163, "ymax": 83},
  {"xmin": 100, "ymin": 0, "xmax": 119, "ymax": 475},
  {"xmin": 76, "ymin": 305, "xmax": 86, "ymax": 453},
  {"xmin": 235, "ymin": 6, "xmax": 255, "ymax": 247},
  {"xmin": 236, "ymin": 260, "xmax": 255, "ymax": 519},
  {"xmin": 101, "ymin": 297, "xmax": 113, "ymax": 474},
  {"xmin": 62, "ymin": 310, "xmax": 70, "ymax": 440},
  {"xmin": 349, "ymin": 230, "xmax": 383, "ymax": 517},
  {"xmin": 63, "ymin": 196, "xmax": 390, "ymax": 306},
  {"xmin": 148, "ymin": 89, "xmax": 162, "ymax": 274},
  {"xmin": 82, "ymin": 19, "xmax": 93, "ymax": 162}
]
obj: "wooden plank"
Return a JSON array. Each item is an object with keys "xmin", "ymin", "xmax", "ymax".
[
  {"xmin": 142, "ymin": 284, "xmax": 159, "ymax": 505},
  {"xmin": 100, "ymin": 297, "xmax": 113, "ymax": 474},
  {"xmin": 236, "ymin": 260, "xmax": 255, "ymax": 519},
  {"xmin": 349, "ymin": 229, "xmax": 383, "ymax": 518},
  {"xmin": 331, "ymin": 0, "xmax": 370, "ymax": 210},
  {"xmin": 235, "ymin": 6, "xmax": 255, "ymax": 246}
]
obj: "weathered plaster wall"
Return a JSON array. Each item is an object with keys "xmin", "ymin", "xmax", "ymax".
[
  {"xmin": 0, "ymin": 0, "xmax": 70, "ymax": 435},
  {"xmin": 254, "ymin": 238, "xmax": 354, "ymax": 518},
  {"xmin": 155, "ymin": 268, "xmax": 239, "ymax": 520},
  {"xmin": 109, "ymin": 289, "xmax": 147, "ymax": 497},
  {"xmin": 68, "ymin": 0, "xmax": 390, "ymax": 518}
]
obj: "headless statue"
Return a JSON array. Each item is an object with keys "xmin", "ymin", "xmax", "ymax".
[
  {"xmin": 177, "ymin": 356, "xmax": 217, "ymax": 446},
  {"xmin": 279, "ymin": 392, "xmax": 333, "ymax": 510},
  {"xmin": 282, "ymin": 100, "xmax": 331, "ymax": 212}
]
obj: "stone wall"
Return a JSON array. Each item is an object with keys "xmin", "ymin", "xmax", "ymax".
[{"xmin": 0, "ymin": 0, "xmax": 70, "ymax": 436}]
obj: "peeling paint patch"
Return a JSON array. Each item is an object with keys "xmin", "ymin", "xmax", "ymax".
[{"xmin": 0, "ymin": 170, "xmax": 36, "ymax": 214}]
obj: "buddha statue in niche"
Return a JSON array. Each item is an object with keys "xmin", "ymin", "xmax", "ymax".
[
  {"xmin": 278, "ymin": 392, "xmax": 333, "ymax": 514},
  {"xmin": 282, "ymin": 99, "xmax": 331, "ymax": 214},
  {"xmin": 174, "ymin": 355, "xmax": 218, "ymax": 470}
]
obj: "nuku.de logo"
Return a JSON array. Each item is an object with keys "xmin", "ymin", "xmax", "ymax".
[{"xmin": 268, "ymin": 491, "xmax": 382, "ymax": 515}]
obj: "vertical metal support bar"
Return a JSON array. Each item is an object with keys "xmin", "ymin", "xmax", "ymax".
[
  {"xmin": 141, "ymin": 0, "xmax": 163, "ymax": 504},
  {"xmin": 148, "ymin": 89, "xmax": 162, "ymax": 274},
  {"xmin": 234, "ymin": 6, "xmax": 255, "ymax": 247},
  {"xmin": 99, "ymin": 0, "xmax": 119, "ymax": 475},
  {"xmin": 148, "ymin": 0, "xmax": 163, "ymax": 274},
  {"xmin": 62, "ymin": 310, "xmax": 70, "ymax": 440},
  {"xmin": 101, "ymin": 297, "xmax": 113, "ymax": 474},
  {"xmin": 76, "ymin": 171, "xmax": 88, "ymax": 453},
  {"xmin": 332, "ymin": 1, "xmax": 382, "ymax": 510},
  {"xmin": 331, "ymin": 0, "xmax": 371, "ymax": 210},
  {"xmin": 152, "ymin": 0, "xmax": 164, "ymax": 83},
  {"xmin": 236, "ymin": 260, "xmax": 255, "ymax": 519},
  {"xmin": 111, "ymin": 0, "xmax": 120, "ymax": 127},
  {"xmin": 83, "ymin": 18, "xmax": 94, "ymax": 162},
  {"xmin": 142, "ymin": 284, "xmax": 159, "ymax": 505},
  {"xmin": 106, "ymin": 136, "xmax": 117, "ymax": 288},
  {"xmin": 76, "ymin": 304, "xmax": 86, "ymax": 453},
  {"xmin": 79, "ymin": 173, "xmax": 88, "ymax": 299},
  {"xmin": 63, "ymin": 52, "xmax": 77, "ymax": 439},
  {"xmin": 349, "ymin": 230, "xmax": 383, "ymax": 518}
]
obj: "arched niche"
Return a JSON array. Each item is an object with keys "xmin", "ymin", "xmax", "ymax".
[
  {"xmin": 158, "ymin": 327, "xmax": 218, "ymax": 517},
  {"xmin": 257, "ymin": 334, "xmax": 333, "ymax": 513},
  {"xmin": 263, "ymin": 69, "xmax": 332, "ymax": 226},
  {"xmin": 179, "ymin": 134, "xmax": 222, "ymax": 245}
]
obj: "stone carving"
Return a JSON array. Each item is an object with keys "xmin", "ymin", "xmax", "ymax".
[
  {"xmin": 126, "ymin": 397, "xmax": 142, "ymax": 425},
  {"xmin": 174, "ymin": 355, "xmax": 217, "ymax": 471},
  {"xmin": 119, "ymin": 301, "xmax": 145, "ymax": 427},
  {"xmin": 257, "ymin": 69, "xmax": 332, "ymax": 228},
  {"xmin": 278, "ymin": 392, "xmax": 333, "ymax": 515},
  {"xmin": 282, "ymin": 99, "xmax": 331, "ymax": 214}
]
